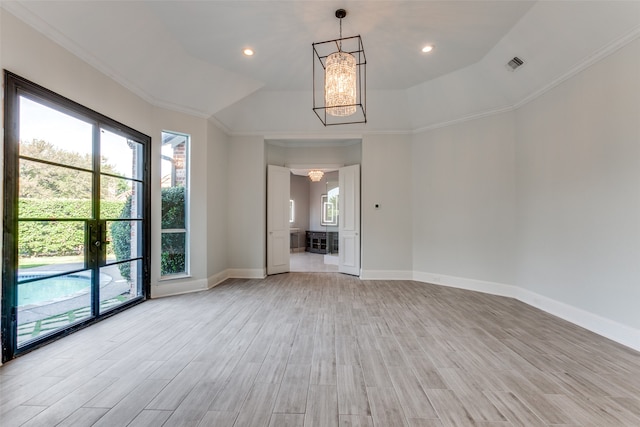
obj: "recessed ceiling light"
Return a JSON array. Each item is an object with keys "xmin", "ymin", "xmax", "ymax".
[
  {"xmin": 421, "ymin": 45, "xmax": 434, "ymax": 53},
  {"xmin": 243, "ymin": 48, "xmax": 254, "ymax": 56}
]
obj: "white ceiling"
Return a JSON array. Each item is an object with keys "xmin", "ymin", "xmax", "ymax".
[{"xmin": 3, "ymin": 1, "xmax": 640, "ymax": 134}]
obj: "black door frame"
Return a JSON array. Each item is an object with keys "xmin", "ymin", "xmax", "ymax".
[{"xmin": 1, "ymin": 71, "xmax": 151, "ymax": 362}]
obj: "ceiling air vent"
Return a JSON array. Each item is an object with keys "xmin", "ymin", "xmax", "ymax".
[{"xmin": 506, "ymin": 56, "xmax": 525, "ymax": 72}]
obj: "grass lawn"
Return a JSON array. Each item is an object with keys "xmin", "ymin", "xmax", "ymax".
[{"xmin": 19, "ymin": 255, "xmax": 84, "ymax": 269}]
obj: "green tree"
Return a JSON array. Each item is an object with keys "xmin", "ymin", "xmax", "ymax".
[{"xmin": 19, "ymin": 139, "xmax": 125, "ymax": 200}]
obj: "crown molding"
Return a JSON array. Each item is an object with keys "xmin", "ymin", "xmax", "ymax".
[{"xmin": 512, "ymin": 24, "xmax": 640, "ymax": 111}]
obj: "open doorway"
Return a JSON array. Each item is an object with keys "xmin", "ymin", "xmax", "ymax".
[
  {"xmin": 265, "ymin": 138, "xmax": 361, "ymax": 276},
  {"xmin": 267, "ymin": 163, "xmax": 360, "ymax": 276},
  {"xmin": 289, "ymin": 169, "xmax": 339, "ymax": 272}
]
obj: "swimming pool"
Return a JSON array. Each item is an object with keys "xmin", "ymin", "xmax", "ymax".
[{"xmin": 18, "ymin": 273, "xmax": 91, "ymax": 306}]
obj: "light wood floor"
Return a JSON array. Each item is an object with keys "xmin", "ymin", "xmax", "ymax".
[{"xmin": 1, "ymin": 273, "xmax": 639, "ymax": 426}]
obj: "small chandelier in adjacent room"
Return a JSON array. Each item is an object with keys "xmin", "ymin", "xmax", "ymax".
[
  {"xmin": 312, "ymin": 9, "xmax": 367, "ymax": 126},
  {"xmin": 308, "ymin": 170, "xmax": 324, "ymax": 182}
]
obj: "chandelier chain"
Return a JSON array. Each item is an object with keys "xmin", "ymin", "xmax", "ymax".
[{"xmin": 339, "ymin": 16, "xmax": 343, "ymax": 51}]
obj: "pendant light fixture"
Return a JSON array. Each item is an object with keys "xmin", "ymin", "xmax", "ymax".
[
  {"xmin": 312, "ymin": 9, "xmax": 366, "ymax": 126},
  {"xmin": 308, "ymin": 170, "xmax": 324, "ymax": 182}
]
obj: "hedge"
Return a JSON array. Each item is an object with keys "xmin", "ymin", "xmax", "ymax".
[
  {"xmin": 18, "ymin": 187, "xmax": 186, "ymax": 279},
  {"xmin": 18, "ymin": 199, "xmax": 126, "ymax": 257},
  {"xmin": 111, "ymin": 186, "xmax": 186, "ymax": 280}
]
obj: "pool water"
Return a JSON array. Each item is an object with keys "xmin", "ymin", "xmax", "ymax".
[{"xmin": 18, "ymin": 275, "xmax": 91, "ymax": 306}]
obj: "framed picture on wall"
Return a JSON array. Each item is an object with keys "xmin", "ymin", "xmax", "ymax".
[{"xmin": 321, "ymin": 194, "xmax": 338, "ymax": 226}]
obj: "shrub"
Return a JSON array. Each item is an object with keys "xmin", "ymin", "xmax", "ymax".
[
  {"xmin": 110, "ymin": 186, "xmax": 186, "ymax": 279},
  {"xmin": 160, "ymin": 186, "xmax": 186, "ymax": 275},
  {"xmin": 18, "ymin": 199, "xmax": 125, "ymax": 257},
  {"xmin": 110, "ymin": 196, "xmax": 133, "ymax": 280}
]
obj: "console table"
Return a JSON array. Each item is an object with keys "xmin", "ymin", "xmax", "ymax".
[{"xmin": 306, "ymin": 231, "xmax": 338, "ymax": 254}]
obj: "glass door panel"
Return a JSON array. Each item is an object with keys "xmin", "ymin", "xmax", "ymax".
[
  {"xmin": 100, "ymin": 260, "xmax": 141, "ymax": 314},
  {"xmin": 100, "ymin": 129, "xmax": 143, "ymax": 180},
  {"xmin": 18, "ymin": 221, "xmax": 86, "ymax": 278},
  {"xmin": 17, "ymin": 270, "xmax": 93, "ymax": 346},
  {"xmin": 16, "ymin": 94, "xmax": 95, "ymax": 347},
  {"xmin": 100, "ymin": 177, "xmax": 143, "ymax": 218},
  {"xmin": 2, "ymin": 73, "xmax": 150, "ymax": 361},
  {"xmin": 100, "ymin": 219, "xmax": 143, "ymax": 314},
  {"xmin": 19, "ymin": 96, "xmax": 93, "ymax": 169},
  {"xmin": 18, "ymin": 160, "xmax": 93, "ymax": 215},
  {"xmin": 98, "ymin": 126, "xmax": 145, "ymax": 313}
]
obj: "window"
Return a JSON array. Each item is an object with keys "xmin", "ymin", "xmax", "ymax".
[
  {"xmin": 290, "ymin": 199, "xmax": 295, "ymax": 223},
  {"xmin": 160, "ymin": 131, "xmax": 189, "ymax": 277}
]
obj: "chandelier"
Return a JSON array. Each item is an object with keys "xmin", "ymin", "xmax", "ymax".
[
  {"xmin": 312, "ymin": 9, "xmax": 367, "ymax": 126},
  {"xmin": 308, "ymin": 170, "xmax": 324, "ymax": 182}
]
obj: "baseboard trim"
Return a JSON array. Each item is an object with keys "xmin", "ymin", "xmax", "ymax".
[
  {"xmin": 413, "ymin": 271, "xmax": 640, "ymax": 352},
  {"xmin": 360, "ymin": 270, "xmax": 414, "ymax": 280},
  {"xmin": 227, "ymin": 268, "xmax": 266, "ymax": 279},
  {"xmin": 412, "ymin": 271, "xmax": 516, "ymax": 297},
  {"xmin": 514, "ymin": 287, "xmax": 640, "ymax": 352},
  {"xmin": 208, "ymin": 270, "xmax": 230, "ymax": 289},
  {"xmin": 152, "ymin": 278, "xmax": 208, "ymax": 298}
]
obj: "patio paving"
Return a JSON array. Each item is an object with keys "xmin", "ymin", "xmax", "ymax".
[{"xmin": 16, "ymin": 260, "xmax": 138, "ymax": 344}]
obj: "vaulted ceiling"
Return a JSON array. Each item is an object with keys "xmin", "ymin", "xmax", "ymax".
[{"xmin": 3, "ymin": 1, "xmax": 639, "ymax": 134}]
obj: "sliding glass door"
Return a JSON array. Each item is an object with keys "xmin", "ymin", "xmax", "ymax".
[{"xmin": 2, "ymin": 72, "xmax": 151, "ymax": 361}]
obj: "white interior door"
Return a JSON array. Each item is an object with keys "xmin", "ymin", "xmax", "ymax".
[
  {"xmin": 339, "ymin": 164, "xmax": 361, "ymax": 276},
  {"xmin": 267, "ymin": 165, "xmax": 291, "ymax": 275}
]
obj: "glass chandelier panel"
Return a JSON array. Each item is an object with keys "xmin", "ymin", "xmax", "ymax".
[
  {"xmin": 308, "ymin": 170, "xmax": 324, "ymax": 182},
  {"xmin": 325, "ymin": 51, "xmax": 357, "ymax": 117}
]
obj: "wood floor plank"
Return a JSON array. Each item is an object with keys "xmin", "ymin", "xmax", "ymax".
[
  {"xmin": 209, "ymin": 362, "xmax": 261, "ymax": 412},
  {"xmin": 56, "ymin": 407, "xmax": 111, "ymax": 427},
  {"xmin": 91, "ymin": 379, "xmax": 170, "ymax": 427},
  {"xmin": 1, "ymin": 274, "xmax": 639, "ymax": 426},
  {"xmin": 304, "ymin": 384, "xmax": 339, "ymax": 427},
  {"xmin": 0, "ymin": 375, "xmax": 61, "ymax": 415},
  {"xmin": 483, "ymin": 391, "xmax": 545, "ymax": 426},
  {"xmin": 164, "ymin": 380, "xmax": 224, "ymax": 426},
  {"xmin": 233, "ymin": 382, "xmax": 280, "ymax": 427},
  {"xmin": 123, "ymin": 409, "xmax": 172, "ymax": 427},
  {"xmin": 21, "ymin": 376, "xmax": 114, "ymax": 427},
  {"xmin": 269, "ymin": 413, "xmax": 305, "ymax": 427},
  {"xmin": 0, "ymin": 404, "xmax": 46, "ymax": 426},
  {"xmin": 197, "ymin": 410, "xmax": 238, "ymax": 427},
  {"xmin": 386, "ymin": 367, "xmax": 437, "ymax": 419},
  {"xmin": 338, "ymin": 414, "xmax": 374, "ymax": 426},
  {"xmin": 256, "ymin": 342, "xmax": 291, "ymax": 384},
  {"xmin": 336, "ymin": 365, "xmax": 370, "ymax": 416},
  {"xmin": 357, "ymin": 344, "xmax": 393, "ymax": 388},
  {"xmin": 336, "ymin": 336, "xmax": 360, "ymax": 366},
  {"xmin": 407, "ymin": 419, "xmax": 444, "ymax": 427},
  {"xmin": 289, "ymin": 334, "xmax": 315, "ymax": 365},
  {"xmin": 146, "ymin": 361, "xmax": 211, "ymax": 410},
  {"xmin": 366, "ymin": 386, "xmax": 408, "ymax": 427},
  {"xmin": 424, "ymin": 388, "xmax": 475, "ymax": 427},
  {"xmin": 273, "ymin": 364, "xmax": 311, "ymax": 414}
]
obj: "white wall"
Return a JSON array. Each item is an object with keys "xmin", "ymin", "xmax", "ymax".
[
  {"xmin": 265, "ymin": 143, "xmax": 362, "ymax": 168},
  {"xmin": 411, "ymin": 112, "xmax": 517, "ymax": 286},
  {"xmin": 290, "ymin": 174, "xmax": 310, "ymax": 233},
  {"xmin": 227, "ymin": 136, "xmax": 266, "ymax": 277},
  {"xmin": 515, "ymin": 38, "xmax": 640, "ymax": 330},
  {"xmin": 360, "ymin": 134, "xmax": 414, "ymax": 278},
  {"xmin": 206, "ymin": 119, "xmax": 229, "ymax": 283},
  {"xmin": 407, "ymin": 38, "xmax": 640, "ymax": 348}
]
